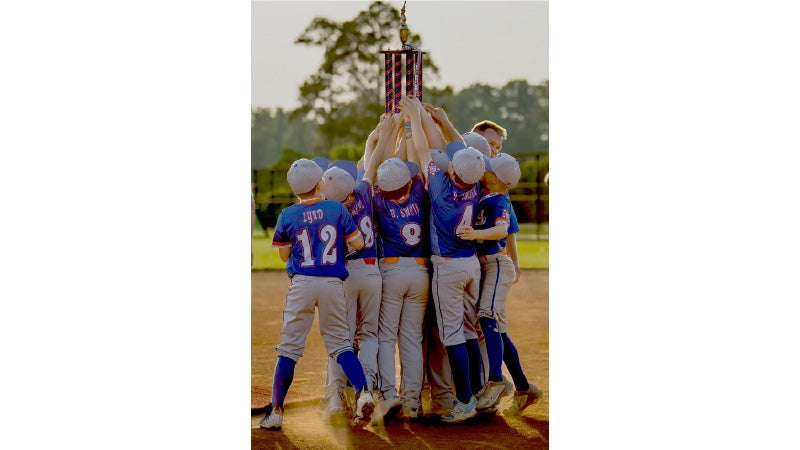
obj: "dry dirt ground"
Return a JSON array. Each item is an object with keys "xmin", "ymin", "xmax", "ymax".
[{"xmin": 252, "ymin": 270, "xmax": 549, "ymax": 449}]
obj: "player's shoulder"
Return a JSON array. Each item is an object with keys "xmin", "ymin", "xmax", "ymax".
[
  {"xmin": 353, "ymin": 180, "xmax": 374, "ymax": 204},
  {"xmin": 425, "ymin": 159, "xmax": 442, "ymax": 178},
  {"xmin": 481, "ymin": 192, "xmax": 511, "ymax": 207},
  {"xmin": 319, "ymin": 199, "xmax": 348, "ymax": 212}
]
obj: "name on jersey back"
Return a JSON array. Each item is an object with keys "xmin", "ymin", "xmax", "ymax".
[
  {"xmin": 348, "ymin": 199, "xmax": 366, "ymax": 217},
  {"xmin": 302, "ymin": 209, "xmax": 324, "ymax": 224},
  {"xmin": 452, "ymin": 188, "xmax": 478, "ymax": 202},
  {"xmin": 388, "ymin": 202, "xmax": 420, "ymax": 219}
]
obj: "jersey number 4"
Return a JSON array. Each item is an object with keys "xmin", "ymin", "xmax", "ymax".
[
  {"xmin": 296, "ymin": 225, "xmax": 337, "ymax": 267},
  {"xmin": 456, "ymin": 204, "xmax": 474, "ymax": 232}
]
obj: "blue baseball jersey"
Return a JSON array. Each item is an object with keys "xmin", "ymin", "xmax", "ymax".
[
  {"xmin": 506, "ymin": 192, "xmax": 520, "ymax": 234},
  {"xmin": 373, "ymin": 176, "xmax": 430, "ymax": 258},
  {"xmin": 474, "ymin": 192, "xmax": 514, "ymax": 256},
  {"xmin": 272, "ymin": 198, "xmax": 360, "ymax": 279},
  {"xmin": 425, "ymin": 160, "xmax": 480, "ymax": 258},
  {"xmin": 480, "ymin": 186, "xmax": 519, "ymax": 234},
  {"xmin": 343, "ymin": 180, "xmax": 377, "ymax": 260}
]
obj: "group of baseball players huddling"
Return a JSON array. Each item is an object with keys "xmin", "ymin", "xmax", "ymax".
[{"xmin": 258, "ymin": 96, "xmax": 542, "ymax": 432}]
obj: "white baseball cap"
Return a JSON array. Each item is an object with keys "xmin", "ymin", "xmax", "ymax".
[
  {"xmin": 329, "ymin": 160, "xmax": 359, "ymax": 183},
  {"xmin": 462, "ymin": 132, "xmax": 491, "ymax": 157},
  {"xmin": 446, "ymin": 142, "xmax": 485, "ymax": 185},
  {"xmin": 322, "ymin": 166, "xmax": 357, "ymax": 202},
  {"xmin": 484, "ymin": 153, "xmax": 521, "ymax": 188},
  {"xmin": 287, "ymin": 158, "xmax": 324, "ymax": 195},
  {"xmin": 377, "ymin": 157, "xmax": 411, "ymax": 192},
  {"xmin": 430, "ymin": 148, "xmax": 450, "ymax": 173}
]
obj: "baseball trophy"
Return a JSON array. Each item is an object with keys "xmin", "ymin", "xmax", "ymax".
[{"xmin": 380, "ymin": 2, "xmax": 424, "ymax": 114}]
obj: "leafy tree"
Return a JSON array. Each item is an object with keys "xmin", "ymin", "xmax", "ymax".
[
  {"xmin": 294, "ymin": 1, "xmax": 440, "ymax": 149},
  {"xmin": 329, "ymin": 143, "xmax": 363, "ymax": 162},
  {"xmin": 253, "ymin": 147, "xmax": 314, "ymax": 228},
  {"xmin": 251, "ymin": 107, "xmax": 325, "ymax": 170},
  {"xmin": 425, "ymin": 79, "xmax": 549, "ymax": 154}
]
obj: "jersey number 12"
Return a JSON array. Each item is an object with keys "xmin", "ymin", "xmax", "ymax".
[{"xmin": 296, "ymin": 225, "xmax": 337, "ymax": 267}]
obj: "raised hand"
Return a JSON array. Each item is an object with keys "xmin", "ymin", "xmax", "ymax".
[{"xmin": 423, "ymin": 102, "xmax": 449, "ymax": 125}]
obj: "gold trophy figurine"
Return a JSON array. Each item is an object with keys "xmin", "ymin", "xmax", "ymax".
[{"xmin": 399, "ymin": 1, "xmax": 409, "ymax": 47}]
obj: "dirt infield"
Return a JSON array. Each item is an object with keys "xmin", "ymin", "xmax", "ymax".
[{"xmin": 251, "ymin": 270, "xmax": 549, "ymax": 449}]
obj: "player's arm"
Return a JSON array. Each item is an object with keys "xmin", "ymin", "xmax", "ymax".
[
  {"xmin": 348, "ymin": 232, "xmax": 365, "ymax": 251},
  {"xmin": 457, "ymin": 221, "xmax": 509, "ymax": 241},
  {"xmin": 506, "ymin": 203, "xmax": 522, "ymax": 284},
  {"xmin": 359, "ymin": 118, "xmax": 382, "ymax": 170},
  {"xmin": 385, "ymin": 112, "xmax": 404, "ymax": 162},
  {"xmin": 364, "ymin": 114, "xmax": 395, "ymax": 183},
  {"xmin": 271, "ymin": 214, "xmax": 292, "ymax": 263},
  {"xmin": 423, "ymin": 103, "xmax": 464, "ymax": 146},
  {"xmin": 419, "ymin": 103, "xmax": 448, "ymax": 151},
  {"xmin": 508, "ymin": 233, "xmax": 521, "ymax": 284},
  {"xmin": 401, "ymin": 96, "xmax": 429, "ymax": 167},
  {"xmin": 344, "ymin": 220, "xmax": 365, "ymax": 251},
  {"xmin": 400, "ymin": 100, "xmax": 434, "ymax": 181},
  {"xmin": 396, "ymin": 133, "xmax": 409, "ymax": 161}
]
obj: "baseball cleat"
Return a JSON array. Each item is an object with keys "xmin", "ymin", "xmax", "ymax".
[
  {"xmin": 476, "ymin": 376, "xmax": 514, "ymax": 410},
  {"xmin": 401, "ymin": 406, "xmax": 420, "ymax": 421},
  {"xmin": 351, "ymin": 389, "xmax": 375, "ymax": 429},
  {"xmin": 374, "ymin": 396, "xmax": 402, "ymax": 424},
  {"xmin": 321, "ymin": 391, "xmax": 349, "ymax": 426},
  {"xmin": 259, "ymin": 404, "xmax": 283, "ymax": 430},
  {"xmin": 440, "ymin": 396, "xmax": 478, "ymax": 424},
  {"xmin": 506, "ymin": 384, "xmax": 543, "ymax": 414}
]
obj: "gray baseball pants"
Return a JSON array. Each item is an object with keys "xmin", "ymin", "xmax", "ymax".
[
  {"xmin": 376, "ymin": 257, "xmax": 429, "ymax": 411},
  {"xmin": 478, "ymin": 253, "xmax": 516, "ymax": 333},
  {"xmin": 276, "ymin": 275, "xmax": 352, "ymax": 362},
  {"xmin": 324, "ymin": 258, "xmax": 382, "ymax": 394}
]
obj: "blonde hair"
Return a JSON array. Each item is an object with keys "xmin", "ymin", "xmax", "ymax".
[{"xmin": 471, "ymin": 120, "xmax": 508, "ymax": 141}]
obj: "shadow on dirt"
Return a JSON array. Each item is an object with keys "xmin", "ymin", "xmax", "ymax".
[{"xmin": 252, "ymin": 406, "xmax": 549, "ymax": 450}]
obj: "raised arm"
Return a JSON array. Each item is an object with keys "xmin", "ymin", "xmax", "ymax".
[
  {"xmin": 359, "ymin": 118, "xmax": 382, "ymax": 170},
  {"xmin": 423, "ymin": 103, "xmax": 465, "ymax": 145},
  {"xmin": 382, "ymin": 112, "xmax": 404, "ymax": 162},
  {"xmin": 403, "ymin": 97, "xmax": 431, "ymax": 164},
  {"xmin": 364, "ymin": 114, "xmax": 398, "ymax": 183},
  {"xmin": 419, "ymin": 103, "xmax": 447, "ymax": 150}
]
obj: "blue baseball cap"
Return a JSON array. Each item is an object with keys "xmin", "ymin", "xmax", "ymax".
[
  {"xmin": 405, "ymin": 161, "xmax": 419, "ymax": 178},
  {"xmin": 312, "ymin": 156, "xmax": 330, "ymax": 171},
  {"xmin": 329, "ymin": 160, "xmax": 358, "ymax": 183}
]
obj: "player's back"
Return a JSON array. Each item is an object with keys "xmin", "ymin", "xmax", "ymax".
[
  {"xmin": 373, "ymin": 176, "xmax": 430, "ymax": 259},
  {"xmin": 344, "ymin": 180, "xmax": 377, "ymax": 260},
  {"xmin": 425, "ymin": 161, "xmax": 480, "ymax": 258},
  {"xmin": 272, "ymin": 199, "xmax": 359, "ymax": 280}
]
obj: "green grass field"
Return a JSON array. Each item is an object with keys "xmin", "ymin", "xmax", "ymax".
[{"xmin": 252, "ymin": 228, "xmax": 548, "ymax": 270}]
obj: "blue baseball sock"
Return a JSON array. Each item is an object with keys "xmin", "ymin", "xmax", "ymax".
[
  {"xmin": 446, "ymin": 343, "xmax": 473, "ymax": 404},
  {"xmin": 465, "ymin": 338, "xmax": 484, "ymax": 393},
  {"xmin": 501, "ymin": 333, "xmax": 529, "ymax": 391},
  {"xmin": 271, "ymin": 356, "xmax": 296, "ymax": 408},
  {"xmin": 336, "ymin": 350, "xmax": 368, "ymax": 393},
  {"xmin": 479, "ymin": 317, "xmax": 504, "ymax": 382}
]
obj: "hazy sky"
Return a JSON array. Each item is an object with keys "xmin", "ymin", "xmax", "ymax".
[{"xmin": 252, "ymin": 0, "xmax": 548, "ymax": 109}]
